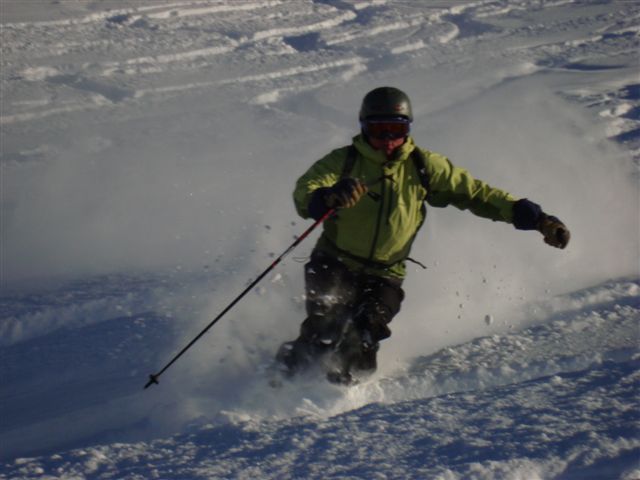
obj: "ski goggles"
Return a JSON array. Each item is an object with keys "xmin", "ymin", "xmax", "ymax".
[{"xmin": 361, "ymin": 116, "xmax": 411, "ymax": 140}]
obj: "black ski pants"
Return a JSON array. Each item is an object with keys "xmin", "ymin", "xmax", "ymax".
[{"xmin": 297, "ymin": 250, "xmax": 405, "ymax": 347}]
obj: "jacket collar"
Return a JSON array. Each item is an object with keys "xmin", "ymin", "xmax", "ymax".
[{"xmin": 353, "ymin": 134, "xmax": 416, "ymax": 166}]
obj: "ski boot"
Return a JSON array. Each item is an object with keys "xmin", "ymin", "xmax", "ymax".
[{"xmin": 275, "ymin": 340, "xmax": 313, "ymax": 377}]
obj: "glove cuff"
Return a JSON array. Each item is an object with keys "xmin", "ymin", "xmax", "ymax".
[{"xmin": 513, "ymin": 198, "xmax": 543, "ymax": 230}]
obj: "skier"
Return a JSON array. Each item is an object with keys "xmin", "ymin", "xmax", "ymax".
[{"xmin": 276, "ymin": 86, "xmax": 570, "ymax": 384}]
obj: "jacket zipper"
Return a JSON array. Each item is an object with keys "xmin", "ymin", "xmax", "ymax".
[
  {"xmin": 386, "ymin": 179, "xmax": 394, "ymax": 225},
  {"xmin": 367, "ymin": 174, "xmax": 387, "ymax": 263}
]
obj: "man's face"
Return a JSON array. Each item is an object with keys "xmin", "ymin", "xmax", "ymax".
[
  {"xmin": 368, "ymin": 136, "xmax": 406, "ymax": 157},
  {"xmin": 361, "ymin": 116, "xmax": 410, "ymax": 157}
]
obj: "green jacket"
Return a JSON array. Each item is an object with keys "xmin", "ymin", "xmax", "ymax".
[{"xmin": 294, "ymin": 134, "xmax": 516, "ymax": 279}]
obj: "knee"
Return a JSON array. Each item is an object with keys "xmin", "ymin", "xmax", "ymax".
[
  {"xmin": 353, "ymin": 301, "xmax": 392, "ymax": 341},
  {"xmin": 353, "ymin": 283, "xmax": 404, "ymax": 342},
  {"xmin": 300, "ymin": 314, "xmax": 343, "ymax": 344},
  {"xmin": 305, "ymin": 290, "xmax": 341, "ymax": 317},
  {"xmin": 355, "ymin": 300, "xmax": 394, "ymax": 324}
]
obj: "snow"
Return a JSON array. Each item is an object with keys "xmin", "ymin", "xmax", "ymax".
[{"xmin": 1, "ymin": 0, "xmax": 639, "ymax": 479}]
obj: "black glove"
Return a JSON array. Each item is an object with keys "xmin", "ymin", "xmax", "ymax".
[
  {"xmin": 538, "ymin": 214, "xmax": 570, "ymax": 249},
  {"xmin": 324, "ymin": 178, "xmax": 368, "ymax": 209},
  {"xmin": 512, "ymin": 199, "xmax": 570, "ymax": 249}
]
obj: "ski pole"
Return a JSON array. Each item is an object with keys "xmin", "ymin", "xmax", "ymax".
[
  {"xmin": 144, "ymin": 207, "xmax": 336, "ymax": 389},
  {"xmin": 144, "ymin": 176, "xmax": 387, "ymax": 389}
]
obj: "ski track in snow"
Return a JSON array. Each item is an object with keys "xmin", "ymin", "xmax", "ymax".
[
  {"xmin": 1, "ymin": 0, "xmax": 638, "ymax": 139},
  {"xmin": 1, "ymin": 0, "xmax": 639, "ymax": 478}
]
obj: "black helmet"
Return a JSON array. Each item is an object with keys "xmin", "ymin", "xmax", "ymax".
[{"xmin": 359, "ymin": 86, "xmax": 413, "ymax": 121}]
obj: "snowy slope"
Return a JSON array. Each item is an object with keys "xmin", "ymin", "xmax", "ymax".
[
  {"xmin": 1, "ymin": 0, "xmax": 639, "ymax": 479},
  {"xmin": 2, "ymin": 278, "xmax": 638, "ymax": 479}
]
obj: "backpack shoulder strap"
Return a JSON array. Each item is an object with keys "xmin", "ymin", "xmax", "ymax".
[
  {"xmin": 410, "ymin": 147, "xmax": 431, "ymax": 194},
  {"xmin": 406, "ymin": 147, "xmax": 431, "ymax": 270},
  {"xmin": 341, "ymin": 144, "xmax": 358, "ymax": 179}
]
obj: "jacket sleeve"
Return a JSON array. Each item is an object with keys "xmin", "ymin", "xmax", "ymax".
[
  {"xmin": 424, "ymin": 150, "xmax": 516, "ymax": 223},
  {"xmin": 293, "ymin": 147, "xmax": 347, "ymax": 219}
]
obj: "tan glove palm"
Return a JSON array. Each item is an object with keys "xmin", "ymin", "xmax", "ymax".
[
  {"xmin": 325, "ymin": 178, "xmax": 368, "ymax": 209},
  {"xmin": 538, "ymin": 214, "xmax": 570, "ymax": 249}
]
